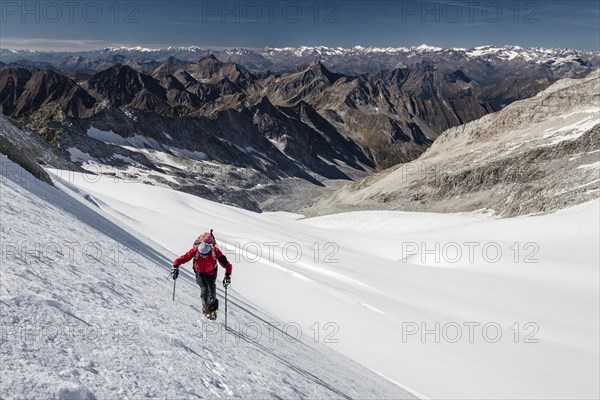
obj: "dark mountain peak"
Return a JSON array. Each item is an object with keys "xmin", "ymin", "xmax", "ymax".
[
  {"xmin": 25, "ymin": 69, "xmax": 85, "ymax": 96},
  {"xmin": 152, "ymin": 59, "xmax": 183, "ymax": 81},
  {"xmin": 196, "ymin": 54, "xmax": 223, "ymax": 67},
  {"xmin": 102, "ymin": 63, "xmax": 137, "ymax": 75},
  {"xmin": 0, "ymin": 67, "xmax": 34, "ymax": 115},
  {"xmin": 90, "ymin": 63, "xmax": 159, "ymax": 86},
  {"xmin": 257, "ymin": 61, "xmax": 347, "ymax": 107},
  {"xmin": 297, "ymin": 60, "xmax": 343, "ymax": 83},
  {"xmin": 89, "ymin": 63, "xmax": 147, "ymax": 88},
  {"xmin": 10, "ymin": 68, "xmax": 96, "ymax": 117},
  {"xmin": 88, "ymin": 63, "xmax": 166, "ymax": 108},
  {"xmin": 298, "ymin": 59, "xmax": 325, "ymax": 72},
  {"xmin": 187, "ymin": 55, "xmax": 247, "ymax": 84}
]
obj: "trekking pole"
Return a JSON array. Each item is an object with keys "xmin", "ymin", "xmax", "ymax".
[
  {"xmin": 224, "ymin": 285, "xmax": 228, "ymax": 330},
  {"xmin": 167, "ymin": 270, "xmax": 177, "ymax": 301},
  {"xmin": 172, "ymin": 278, "xmax": 177, "ymax": 302}
]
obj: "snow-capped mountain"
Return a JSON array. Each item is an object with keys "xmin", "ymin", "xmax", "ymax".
[
  {"xmin": 1, "ymin": 44, "xmax": 598, "ymax": 76},
  {"xmin": 262, "ymin": 44, "xmax": 593, "ymax": 63}
]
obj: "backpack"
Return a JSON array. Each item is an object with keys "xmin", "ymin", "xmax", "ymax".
[
  {"xmin": 193, "ymin": 229, "xmax": 217, "ymax": 269},
  {"xmin": 194, "ymin": 229, "xmax": 216, "ymax": 246}
]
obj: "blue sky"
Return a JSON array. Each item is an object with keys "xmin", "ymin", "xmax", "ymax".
[{"xmin": 1, "ymin": 0, "xmax": 598, "ymax": 51}]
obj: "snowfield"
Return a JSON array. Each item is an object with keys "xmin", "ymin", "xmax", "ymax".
[
  {"xmin": 1, "ymin": 156, "xmax": 599, "ymax": 399},
  {"xmin": 0, "ymin": 156, "xmax": 412, "ymax": 400}
]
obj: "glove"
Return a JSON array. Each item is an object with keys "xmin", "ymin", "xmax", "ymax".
[
  {"xmin": 223, "ymin": 274, "xmax": 231, "ymax": 288},
  {"xmin": 171, "ymin": 265, "xmax": 179, "ymax": 280}
]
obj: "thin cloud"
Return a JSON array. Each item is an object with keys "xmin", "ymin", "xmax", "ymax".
[
  {"xmin": 0, "ymin": 37, "xmax": 108, "ymax": 51},
  {"xmin": 0, "ymin": 37, "xmax": 188, "ymax": 51},
  {"xmin": 0, "ymin": 37, "xmax": 261, "ymax": 51}
]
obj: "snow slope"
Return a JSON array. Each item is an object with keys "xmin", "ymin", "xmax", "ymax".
[
  {"xmin": 0, "ymin": 156, "xmax": 412, "ymax": 399},
  {"xmin": 40, "ymin": 167, "xmax": 600, "ymax": 399}
]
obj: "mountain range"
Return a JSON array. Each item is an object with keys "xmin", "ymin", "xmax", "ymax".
[
  {"xmin": 2, "ymin": 44, "xmax": 598, "ymax": 77},
  {"xmin": 1, "ymin": 45, "xmax": 598, "ymax": 212},
  {"xmin": 313, "ymin": 71, "xmax": 600, "ymax": 217}
]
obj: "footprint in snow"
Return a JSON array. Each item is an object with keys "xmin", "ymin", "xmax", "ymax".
[
  {"xmin": 204, "ymin": 348, "xmax": 214, "ymax": 359},
  {"xmin": 201, "ymin": 377, "xmax": 222, "ymax": 398},
  {"xmin": 210, "ymin": 377, "xmax": 234, "ymax": 396}
]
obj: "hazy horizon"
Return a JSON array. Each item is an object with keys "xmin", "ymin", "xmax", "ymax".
[
  {"xmin": 1, "ymin": 1, "xmax": 598, "ymax": 52},
  {"xmin": 1, "ymin": 42, "xmax": 598, "ymax": 53}
]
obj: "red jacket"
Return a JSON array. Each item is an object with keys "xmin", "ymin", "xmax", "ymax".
[{"xmin": 173, "ymin": 245, "xmax": 232, "ymax": 276}]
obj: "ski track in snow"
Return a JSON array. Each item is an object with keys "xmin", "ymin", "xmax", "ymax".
[{"xmin": 0, "ymin": 156, "xmax": 413, "ymax": 400}]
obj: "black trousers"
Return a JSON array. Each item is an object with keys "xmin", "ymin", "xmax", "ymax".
[{"xmin": 196, "ymin": 272, "xmax": 218, "ymax": 313}]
